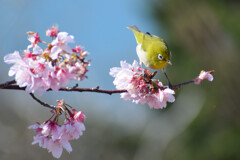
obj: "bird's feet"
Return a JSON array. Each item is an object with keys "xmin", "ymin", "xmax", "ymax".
[{"xmin": 162, "ymin": 69, "xmax": 173, "ymax": 89}]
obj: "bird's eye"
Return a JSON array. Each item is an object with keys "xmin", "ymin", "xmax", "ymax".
[{"xmin": 158, "ymin": 54, "xmax": 163, "ymax": 60}]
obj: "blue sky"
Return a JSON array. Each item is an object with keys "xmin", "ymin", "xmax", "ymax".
[{"xmin": 0, "ymin": 0, "xmax": 164, "ymax": 122}]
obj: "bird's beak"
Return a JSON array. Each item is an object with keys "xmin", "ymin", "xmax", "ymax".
[{"xmin": 167, "ymin": 60, "xmax": 172, "ymax": 65}]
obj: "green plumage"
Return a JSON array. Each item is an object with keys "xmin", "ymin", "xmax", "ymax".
[{"xmin": 127, "ymin": 25, "xmax": 171, "ymax": 69}]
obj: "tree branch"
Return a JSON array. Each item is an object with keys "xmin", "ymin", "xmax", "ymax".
[
  {"xmin": 171, "ymin": 80, "xmax": 195, "ymax": 90},
  {"xmin": 0, "ymin": 84, "xmax": 127, "ymax": 95},
  {"xmin": 0, "ymin": 79, "xmax": 195, "ymax": 94},
  {"xmin": 29, "ymin": 93, "xmax": 55, "ymax": 109},
  {"xmin": 58, "ymin": 86, "xmax": 127, "ymax": 95},
  {"xmin": 0, "ymin": 80, "xmax": 16, "ymax": 88}
]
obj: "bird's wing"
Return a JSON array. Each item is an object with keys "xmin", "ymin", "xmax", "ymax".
[
  {"xmin": 142, "ymin": 33, "xmax": 164, "ymax": 52},
  {"xmin": 127, "ymin": 25, "xmax": 165, "ymax": 51}
]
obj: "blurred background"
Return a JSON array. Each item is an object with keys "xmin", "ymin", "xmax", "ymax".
[{"xmin": 0, "ymin": 0, "xmax": 239, "ymax": 159}]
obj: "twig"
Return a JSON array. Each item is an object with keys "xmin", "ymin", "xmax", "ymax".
[
  {"xmin": 0, "ymin": 80, "xmax": 16, "ymax": 88},
  {"xmin": 29, "ymin": 93, "xmax": 55, "ymax": 109},
  {"xmin": 171, "ymin": 80, "xmax": 195, "ymax": 90}
]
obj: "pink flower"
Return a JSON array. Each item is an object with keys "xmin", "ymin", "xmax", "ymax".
[
  {"xmin": 110, "ymin": 60, "xmax": 139, "ymax": 90},
  {"xmin": 28, "ymin": 122, "xmax": 51, "ymax": 149},
  {"xmin": 4, "ymin": 51, "xmax": 52, "ymax": 94},
  {"xmin": 68, "ymin": 62, "xmax": 89, "ymax": 81},
  {"xmin": 72, "ymin": 45, "xmax": 82, "ymax": 53},
  {"xmin": 4, "ymin": 27, "xmax": 90, "ymax": 94},
  {"xmin": 32, "ymin": 45, "xmax": 43, "ymax": 55},
  {"xmin": 59, "ymin": 120, "xmax": 85, "ymax": 141},
  {"xmin": 4, "ymin": 51, "xmax": 33, "ymax": 87},
  {"xmin": 110, "ymin": 61, "xmax": 175, "ymax": 109},
  {"xmin": 27, "ymin": 32, "xmax": 41, "ymax": 48},
  {"xmin": 73, "ymin": 110, "xmax": 86, "ymax": 122},
  {"xmin": 28, "ymin": 120, "xmax": 80, "ymax": 158},
  {"xmin": 46, "ymin": 26, "xmax": 59, "ymax": 37},
  {"xmin": 50, "ymin": 32, "xmax": 75, "ymax": 60},
  {"xmin": 29, "ymin": 121, "xmax": 72, "ymax": 159},
  {"xmin": 29, "ymin": 102, "xmax": 86, "ymax": 159},
  {"xmin": 194, "ymin": 70, "xmax": 214, "ymax": 85},
  {"xmin": 147, "ymin": 88, "xmax": 175, "ymax": 109},
  {"xmin": 41, "ymin": 121, "xmax": 60, "ymax": 139},
  {"xmin": 72, "ymin": 45, "xmax": 89, "ymax": 57},
  {"xmin": 47, "ymin": 139, "xmax": 72, "ymax": 159},
  {"xmin": 59, "ymin": 110, "xmax": 86, "ymax": 141}
]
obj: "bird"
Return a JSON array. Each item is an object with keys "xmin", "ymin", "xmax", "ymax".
[{"xmin": 127, "ymin": 25, "xmax": 172, "ymax": 87}]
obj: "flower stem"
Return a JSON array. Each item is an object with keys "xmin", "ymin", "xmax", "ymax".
[{"xmin": 29, "ymin": 93, "xmax": 55, "ymax": 109}]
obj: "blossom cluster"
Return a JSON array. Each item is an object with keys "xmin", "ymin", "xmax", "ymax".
[
  {"xmin": 4, "ymin": 26, "xmax": 90, "ymax": 94},
  {"xmin": 110, "ymin": 61, "xmax": 214, "ymax": 109},
  {"xmin": 28, "ymin": 100, "xmax": 86, "ymax": 158},
  {"xmin": 110, "ymin": 60, "xmax": 175, "ymax": 109}
]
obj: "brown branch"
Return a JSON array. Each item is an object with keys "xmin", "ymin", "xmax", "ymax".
[
  {"xmin": 171, "ymin": 80, "xmax": 195, "ymax": 90},
  {"xmin": 0, "ymin": 80, "xmax": 16, "ymax": 88},
  {"xmin": 0, "ymin": 78, "xmax": 197, "ymax": 111},
  {"xmin": 29, "ymin": 93, "xmax": 55, "ymax": 109},
  {"xmin": 0, "ymin": 84, "xmax": 127, "ymax": 95},
  {"xmin": 0, "ymin": 79, "xmax": 195, "ymax": 94},
  {"xmin": 57, "ymin": 86, "xmax": 127, "ymax": 95}
]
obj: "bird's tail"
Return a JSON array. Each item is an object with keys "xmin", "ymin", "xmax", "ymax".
[
  {"xmin": 127, "ymin": 25, "xmax": 144, "ymax": 44},
  {"xmin": 127, "ymin": 25, "xmax": 141, "ymax": 32}
]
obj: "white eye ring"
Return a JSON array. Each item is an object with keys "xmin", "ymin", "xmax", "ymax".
[{"xmin": 158, "ymin": 54, "xmax": 163, "ymax": 60}]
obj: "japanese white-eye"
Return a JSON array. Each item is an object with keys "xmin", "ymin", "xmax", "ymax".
[{"xmin": 127, "ymin": 25, "xmax": 171, "ymax": 70}]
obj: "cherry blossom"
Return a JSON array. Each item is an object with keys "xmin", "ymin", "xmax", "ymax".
[
  {"xmin": 4, "ymin": 27, "xmax": 90, "ymax": 94},
  {"xmin": 50, "ymin": 32, "xmax": 75, "ymax": 60},
  {"xmin": 110, "ymin": 60, "xmax": 175, "ymax": 109},
  {"xmin": 46, "ymin": 26, "xmax": 59, "ymax": 37},
  {"xmin": 29, "ymin": 100, "xmax": 86, "ymax": 159},
  {"xmin": 27, "ymin": 32, "xmax": 41, "ymax": 48},
  {"xmin": 194, "ymin": 70, "xmax": 214, "ymax": 85}
]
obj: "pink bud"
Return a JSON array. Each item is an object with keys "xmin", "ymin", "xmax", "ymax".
[{"xmin": 194, "ymin": 70, "xmax": 214, "ymax": 85}]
